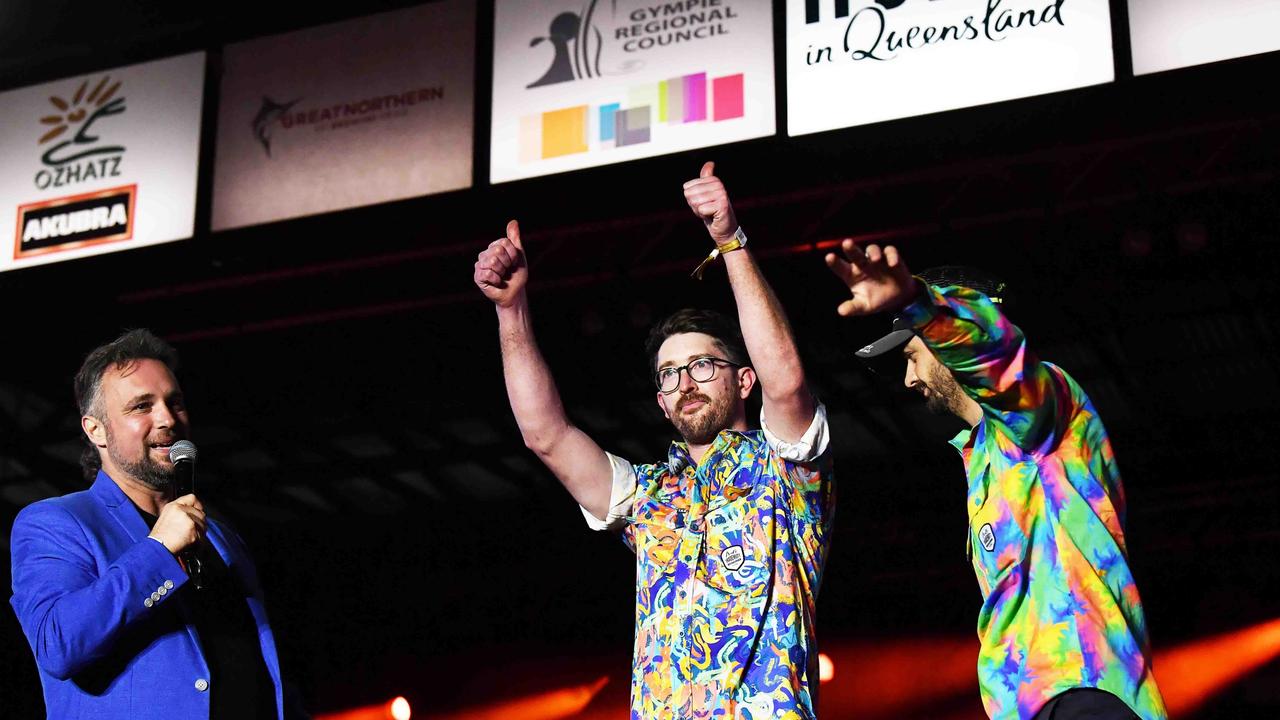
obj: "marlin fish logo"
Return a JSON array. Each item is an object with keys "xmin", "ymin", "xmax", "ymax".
[{"xmin": 251, "ymin": 96, "xmax": 300, "ymax": 157}]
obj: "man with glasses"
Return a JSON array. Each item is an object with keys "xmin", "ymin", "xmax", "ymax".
[{"xmin": 473, "ymin": 162, "xmax": 834, "ymax": 719}]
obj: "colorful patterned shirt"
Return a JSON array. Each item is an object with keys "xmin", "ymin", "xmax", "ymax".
[
  {"xmin": 901, "ymin": 285, "xmax": 1167, "ymax": 720},
  {"xmin": 584, "ymin": 407, "xmax": 834, "ymax": 719}
]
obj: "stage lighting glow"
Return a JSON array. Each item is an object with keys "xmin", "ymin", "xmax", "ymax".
[
  {"xmin": 432, "ymin": 676, "xmax": 609, "ymax": 720},
  {"xmin": 1157, "ymin": 617, "xmax": 1280, "ymax": 716},
  {"xmin": 389, "ymin": 696, "xmax": 411, "ymax": 720},
  {"xmin": 818, "ymin": 652, "xmax": 834, "ymax": 683}
]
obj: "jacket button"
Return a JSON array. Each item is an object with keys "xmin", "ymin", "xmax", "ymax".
[
  {"xmin": 143, "ymin": 598, "xmax": 154, "ymax": 608},
  {"xmin": 195, "ymin": 678, "xmax": 209, "ymax": 692},
  {"xmin": 150, "ymin": 592, "xmax": 161, "ymax": 602},
  {"xmin": 157, "ymin": 586, "xmax": 168, "ymax": 596},
  {"xmin": 164, "ymin": 580, "xmax": 175, "ymax": 589}
]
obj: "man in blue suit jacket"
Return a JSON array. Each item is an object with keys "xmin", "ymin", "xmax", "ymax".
[{"xmin": 10, "ymin": 329, "xmax": 296, "ymax": 719}]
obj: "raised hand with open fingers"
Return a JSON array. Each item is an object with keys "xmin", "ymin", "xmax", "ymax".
[
  {"xmin": 682, "ymin": 161, "xmax": 738, "ymax": 245},
  {"xmin": 824, "ymin": 239, "xmax": 918, "ymax": 316},
  {"xmin": 474, "ymin": 219, "xmax": 529, "ymax": 308}
]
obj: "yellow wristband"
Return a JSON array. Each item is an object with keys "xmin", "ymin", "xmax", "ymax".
[{"xmin": 691, "ymin": 227, "xmax": 748, "ymax": 279}]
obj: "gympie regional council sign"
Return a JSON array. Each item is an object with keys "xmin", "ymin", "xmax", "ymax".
[
  {"xmin": 0, "ymin": 53, "xmax": 204, "ymax": 272},
  {"xmin": 786, "ymin": 0, "xmax": 1114, "ymax": 136},
  {"xmin": 490, "ymin": 0, "xmax": 776, "ymax": 183}
]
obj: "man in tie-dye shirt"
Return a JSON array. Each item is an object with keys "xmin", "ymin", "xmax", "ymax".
[
  {"xmin": 824, "ymin": 243, "xmax": 1165, "ymax": 720},
  {"xmin": 474, "ymin": 163, "xmax": 835, "ymax": 719}
]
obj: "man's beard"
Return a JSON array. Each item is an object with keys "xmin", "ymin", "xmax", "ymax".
[
  {"xmin": 105, "ymin": 426, "xmax": 175, "ymax": 491},
  {"xmin": 924, "ymin": 363, "xmax": 970, "ymax": 419},
  {"xmin": 669, "ymin": 390, "xmax": 735, "ymax": 446}
]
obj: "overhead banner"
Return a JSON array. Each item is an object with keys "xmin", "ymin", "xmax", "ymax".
[
  {"xmin": 0, "ymin": 52, "xmax": 204, "ymax": 272},
  {"xmin": 212, "ymin": 1, "xmax": 475, "ymax": 231},
  {"xmin": 786, "ymin": 0, "xmax": 1115, "ymax": 136},
  {"xmin": 490, "ymin": 0, "xmax": 776, "ymax": 184},
  {"xmin": 1129, "ymin": 0, "xmax": 1280, "ymax": 75}
]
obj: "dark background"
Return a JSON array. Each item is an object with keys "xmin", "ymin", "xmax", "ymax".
[{"xmin": 1, "ymin": 1, "xmax": 1278, "ymax": 718}]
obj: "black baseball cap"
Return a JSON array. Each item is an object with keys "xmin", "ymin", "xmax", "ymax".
[{"xmin": 855, "ymin": 266, "xmax": 1009, "ymax": 361}]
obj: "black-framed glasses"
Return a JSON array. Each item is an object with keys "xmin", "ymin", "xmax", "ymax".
[{"xmin": 654, "ymin": 357, "xmax": 739, "ymax": 394}]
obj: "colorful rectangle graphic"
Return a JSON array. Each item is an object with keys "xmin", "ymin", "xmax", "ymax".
[{"xmin": 521, "ymin": 71, "xmax": 744, "ymax": 162}]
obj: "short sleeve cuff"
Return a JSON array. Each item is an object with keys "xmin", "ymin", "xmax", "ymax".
[
  {"xmin": 761, "ymin": 402, "xmax": 830, "ymax": 463},
  {"xmin": 580, "ymin": 452, "xmax": 637, "ymax": 531}
]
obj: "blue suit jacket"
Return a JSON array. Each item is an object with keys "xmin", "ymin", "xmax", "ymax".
[{"xmin": 9, "ymin": 471, "xmax": 285, "ymax": 719}]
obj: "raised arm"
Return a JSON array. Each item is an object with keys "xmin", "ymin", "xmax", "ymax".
[
  {"xmin": 825, "ymin": 239, "xmax": 1061, "ymax": 448},
  {"xmin": 683, "ymin": 162, "xmax": 815, "ymax": 442},
  {"xmin": 474, "ymin": 220, "xmax": 614, "ymax": 519}
]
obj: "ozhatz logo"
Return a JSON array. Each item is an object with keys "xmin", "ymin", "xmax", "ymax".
[{"xmin": 32, "ymin": 75, "xmax": 127, "ymax": 190}]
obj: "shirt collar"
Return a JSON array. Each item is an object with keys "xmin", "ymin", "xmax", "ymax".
[
  {"xmin": 666, "ymin": 427, "xmax": 754, "ymax": 475},
  {"xmin": 948, "ymin": 427, "xmax": 973, "ymax": 453}
]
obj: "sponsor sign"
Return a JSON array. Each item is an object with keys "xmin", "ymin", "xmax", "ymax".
[
  {"xmin": 490, "ymin": 0, "xmax": 777, "ymax": 183},
  {"xmin": 1129, "ymin": 0, "xmax": 1280, "ymax": 75},
  {"xmin": 0, "ymin": 53, "xmax": 204, "ymax": 271},
  {"xmin": 786, "ymin": 0, "xmax": 1115, "ymax": 136},
  {"xmin": 212, "ymin": 1, "xmax": 475, "ymax": 230}
]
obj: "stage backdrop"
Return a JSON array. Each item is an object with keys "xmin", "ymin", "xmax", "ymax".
[
  {"xmin": 0, "ymin": 52, "xmax": 204, "ymax": 273},
  {"xmin": 212, "ymin": 1, "xmax": 475, "ymax": 231},
  {"xmin": 1128, "ymin": 0, "xmax": 1280, "ymax": 75},
  {"xmin": 489, "ymin": 0, "xmax": 777, "ymax": 184},
  {"xmin": 786, "ymin": 0, "xmax": 1115, "ymax": 136}
]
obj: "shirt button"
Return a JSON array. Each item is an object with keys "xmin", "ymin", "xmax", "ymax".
[
  {"xmin": 143, "ymin": 598, "xmax": 154, "ymax": 608},
  {"xmin": 157, "ymin": 586, "xmax": 168, "ymax": 596},
  {"xmin": 194, "ymin": 678, "xmax": 209, "ymax": 692},
  {"xmin": 164, "ymin": 580, "xmax": 175, "ymax": 589},
  {"xmin": 150, "ymin": 592, "xmax": 161, "ymax": 602}
]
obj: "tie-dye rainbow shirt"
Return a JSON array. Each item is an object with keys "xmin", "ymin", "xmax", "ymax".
[
  {"xmin": 619, "ymin": 426, "xmax": 834, "ymax": 719},
  {"xmin": 901, "ymin": 284, "xmax": 1167, "ymax": 720}
]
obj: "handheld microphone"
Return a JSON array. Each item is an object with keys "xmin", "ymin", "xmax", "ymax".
[{"xmin": 167, "ymin": 441, "xmax": 204, "ymax": 589}]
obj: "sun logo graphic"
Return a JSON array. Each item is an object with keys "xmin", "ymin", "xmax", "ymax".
[{"xmin": 38, "ymin": 75, "xmax": 127, "ymax": 168}]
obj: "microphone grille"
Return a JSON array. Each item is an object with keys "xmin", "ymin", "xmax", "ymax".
[{"xmin": 168, "ymin": 440, "xmax": 198, "ymax": 464}]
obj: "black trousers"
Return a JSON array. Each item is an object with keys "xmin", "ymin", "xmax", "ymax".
[{"xmin": 1032, "ymin": 688, "xmax": 1142, "ymax": 720}]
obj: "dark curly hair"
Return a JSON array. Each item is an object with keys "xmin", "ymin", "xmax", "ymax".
[{"xmin": 644, "ymin": 308, "xmax": 749, "ymax": 373}]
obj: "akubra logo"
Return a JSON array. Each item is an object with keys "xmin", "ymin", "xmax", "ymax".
[
  {"xmin": 37, "ymin": 75, "xmax": 126, "ymax": 167},
  {"xmin": 527, "ymin": 1, "xmax": 605, "ymax": 88}
]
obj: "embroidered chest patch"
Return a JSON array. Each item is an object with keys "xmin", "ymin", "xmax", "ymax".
[
  {"xmin": 978, "ymin": 523, "xmax": 996, "ymax": 553},
  {"xmin": 721, "ymin": 544, "xmax": 745, "ymax": 571}
]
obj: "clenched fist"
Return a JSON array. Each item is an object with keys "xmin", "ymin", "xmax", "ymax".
[
  {"xmin": 683, "ymin": 161, "xmax": 738, "ymax": 246},
  {"xmin": 148, "ymin": 494, "xmax": 206, "ymax": 555},
  {"xmin": 474, "ymin": 220, "xmax": 528, "ymax": 308}
]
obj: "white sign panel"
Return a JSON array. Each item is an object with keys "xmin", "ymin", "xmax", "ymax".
[
  {"xmin": 0, "ymin": 53, "xmax": 205, "ymax": 272},
  {"xmin": 1129, "ymin": 0, "xmax": 1280, "ymax": 75},
  {"xmin": 787, "ymin": 0, "xmax": 1115, "ymax": 136},
  {"xmin": 490, "ymin": 0, "xmax": 776, "ymax": 183},
  {"xmin": 212, "ymin": 1, "xmax": 475, "ymax": 230}
]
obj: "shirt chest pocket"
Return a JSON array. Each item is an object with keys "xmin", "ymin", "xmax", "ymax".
[{"xmin": 695, "ymin": 497, "xmax": 774, "ymax": 596}]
